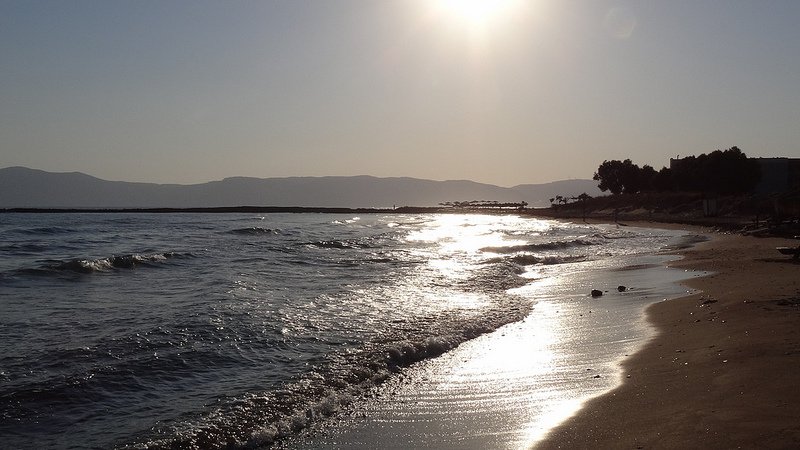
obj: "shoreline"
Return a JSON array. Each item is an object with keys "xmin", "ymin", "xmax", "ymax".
[
  {"xmin": 537, "ymin": 230, "xmax": 800, "ymax": 448},
  {"xmin": 281, "ymin": 223, "xmax": 702, "ymax": 449}
]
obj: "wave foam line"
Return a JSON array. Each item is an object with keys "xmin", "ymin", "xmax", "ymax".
[
  {"xmin": 483, "ymin": 254, "xmax": 586, "ymax": 267},
  {"xmin": 126, "ymin": 299, "xmax": 533, "ymax": 449},
  {"xmin": 25, "ymin": 252, "xmax": 190, "ymax": 275}
]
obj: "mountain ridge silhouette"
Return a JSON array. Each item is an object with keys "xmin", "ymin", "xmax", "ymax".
[{"xmin": 0, "ymin": 166, "xmax": 602, "ymax": 208}]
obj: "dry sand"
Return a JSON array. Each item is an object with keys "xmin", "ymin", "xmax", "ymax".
[{"xmin": 537, "ymin": 230, "xmax": 800, "ymax": 448}]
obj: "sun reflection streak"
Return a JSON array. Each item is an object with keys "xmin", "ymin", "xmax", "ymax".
[
  {"xmin": 400, "ymin": 214, "xmax": 561, "ymax": 313},
  {"xmin": 406, "ymin": 214, "xmax": 550, "ymax": 256},
  {"xmin": 424, "ymin": 293, "xmax": 589, "ymax": 448},
  {"xmin": 406, "ymin": 215, "xmax": 550, "ymax": 284},
  {"xmin": 392, "ymin": 215, "xmax": 627, "ymax": 446},
  {"xmin": 293, "ymin": 218, "xmax": 701, "ymax": 449}
]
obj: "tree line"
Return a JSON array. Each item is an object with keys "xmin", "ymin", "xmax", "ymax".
[{"xmin": 593, "ymin": 147, "xmax": 761, "ymax": 195}]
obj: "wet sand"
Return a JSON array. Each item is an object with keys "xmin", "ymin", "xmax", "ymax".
[{"xmin": 538, "ymin": 231, "xmax": 800, "ymax": 448}]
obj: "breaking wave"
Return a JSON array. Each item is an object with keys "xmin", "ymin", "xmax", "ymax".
[
  {"xmin": 23, "ymin": 252, "xmax": 190, "ymax": 275},
  {"xmin": 126, "ymin": 295, "xmax": 532, "ymax": 450}
]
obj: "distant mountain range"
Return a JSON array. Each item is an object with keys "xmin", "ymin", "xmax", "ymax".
[{"xmin": 0, "ymin": 167, "xmax": 602, "ymax": 209}]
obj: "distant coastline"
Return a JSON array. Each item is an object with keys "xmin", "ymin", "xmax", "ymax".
[
  {"xmin": 0, "ymin": 166, "xmax": 601, "ymax": 210},
  {"xmin": 1, "ymin": 206, "xmax": 456, "ymax": 214},
  {"xmin": 0, "ymin": 198, "xmax": 765, "ymax": 233}
]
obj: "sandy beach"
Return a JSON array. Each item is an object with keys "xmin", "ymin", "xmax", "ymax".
[{"xmin": 538, "ymin": 230, "xmax": 800, "ymax": 448}]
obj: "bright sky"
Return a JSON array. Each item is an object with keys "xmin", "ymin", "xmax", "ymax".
[{"xmin": 1, "ymin": 0, "xmax": 799, "ymax": 186}]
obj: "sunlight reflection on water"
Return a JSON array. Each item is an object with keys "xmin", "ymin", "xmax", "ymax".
[
  {"xmin": 406, "ymin": 214, "xmax": 550, "ymax": 256},
  {"xmin": 2, "ymin": 213, "xmax": 701, "ymax": 449},
  {"xmin": 288, "ymin": 226, "xmax": 699, "ymax": 450}
]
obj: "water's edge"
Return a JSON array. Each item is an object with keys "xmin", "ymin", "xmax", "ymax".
[{"xmin": 282, "ymin": 229, "xmax": 709, "ymax": 449}]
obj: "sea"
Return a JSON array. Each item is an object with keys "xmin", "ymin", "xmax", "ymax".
[{"xmin": 0, "ymin": 212, "xmax": 705, "ymax": 449}]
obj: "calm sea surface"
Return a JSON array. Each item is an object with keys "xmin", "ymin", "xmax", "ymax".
[{"xmin": 0, "ymin": 213, "xmax": 700, "ymax": 449}]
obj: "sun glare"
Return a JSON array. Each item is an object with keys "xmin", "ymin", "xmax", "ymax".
[{"xmin": 435, "ymin": 0, "xmax": 520, "ymax": 29}]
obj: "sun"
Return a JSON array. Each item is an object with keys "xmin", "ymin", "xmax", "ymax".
[{"xmin": 435, "ymin": 0, "xmax": 520, "ymax": 29}]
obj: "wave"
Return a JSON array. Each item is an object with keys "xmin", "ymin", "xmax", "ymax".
[
  {"xmin": 456, "ymin": 260, "xmax": 528, "ymax": 292},
  {"xmin": 508, "ymin": 254, "xmax": 587, "ymax": 266},
  {"xmin": 300, "ymin": 231, "xmax": 402, "ymax": 251},
  {"xmin": 481, "ymin": 238, "xmax": 597, "ymax": 254},
  {"xmin": 227, "ymin": 227, "xmax": 282, "ymax": 236},
  {"xmin": 22, "ymin": 252, "xmax": 190, "ymax": 275},
  {"xmin": 592, "ymin": 230, "xmax": 638, "ymax": 240},
  {"xmin": 125, "ymin": 296, "xmax": 532, "ymax": 450},
  {"xmin": 307, "ymin": 240, "xmax": 362, "ymax": 249},
  {"xmin": 306, "ymin": 239, "xmax": 383, "ymax": 250},
  {"xmin": 483, "ymin": 254, "xmax": 586, "ymax": 267}
]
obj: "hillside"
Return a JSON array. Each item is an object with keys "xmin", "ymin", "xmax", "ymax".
[{"xmin": 0, "ymin": 167, "xmax": 601, "ymax": 209}]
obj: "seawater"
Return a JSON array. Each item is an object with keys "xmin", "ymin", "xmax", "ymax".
[{"xmin": 0, "ymin": 213, "xmax": 701, "ymax": 449}]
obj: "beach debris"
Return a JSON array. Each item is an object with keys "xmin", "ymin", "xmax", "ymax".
[
  {"xmin": 591, "ymin": 289, "xmax": 603, "ymax": 297},
  {"xmin": 700, "ymin": 298, "xmax": 718, "ymax": 306},
  {"xmin": 593, "ymin": 374, "xmax": 601, "ymax": 378},
  {"xmin": 617, "ymin": 285, "xmax": 627, "ymax": 292}
]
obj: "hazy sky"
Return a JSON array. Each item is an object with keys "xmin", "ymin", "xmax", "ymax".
[{"xmin": 2, "ymin": 1, "xmax": 799, "ymax": 186}]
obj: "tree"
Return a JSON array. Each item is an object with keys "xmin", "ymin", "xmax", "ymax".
[
  {"xmin": 638, "ymin": 164, "xmax": 658, "ymax": 192},
  {"xmin": 670, "ymin": 146, "xmax": 760, "ymax": 194},
  {"xmin": 652, "ymin": 166, "xmax": 673, "ymax": 192},
  {"xmin": 703, "ymin": 147, "xmax": 760, "ymax": 194},
  {"xmin": 594, "ymin": 146, "xmax": 761, "ymax": 196},
  {"xmin": 593, "ymin": 159, "xmax": 643, "ymax": 194},
  {"xmin": 575, "ymin": 192, "xmax": 592, "ymax": 221}
]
